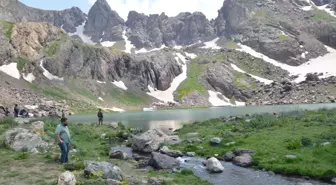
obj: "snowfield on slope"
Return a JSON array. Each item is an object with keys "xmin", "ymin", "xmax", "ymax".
[
  {"xmin": 147, "ymin": 53, "xmax": 187, "ymax": 102},
  {"xmin": 208, "ymin": 90, "xmax": 245, "ymax": 107},
  {"xmin": 237, "ymin": 44, "xmax": 336, "ymax": 83},
  {"xmin": 0, "ymin": 63, "xmax": 21, "ymax": 79},
  {"xmin": 40, "ymin": 60, "xmax": 64, "ymax": 81},
  {"xmin": 201, "ymin": 38, "xmax": 221, "ymax": 49},
  {"xmin": 23, "ymin": 73, "xmax": 35, "ymax": 83},
  {"xmin": 230, "ymin": 64, "xmax": 273, "ymax": 84},
  {"xmin": 111, "ymin": 81, "xmax": 128, "ymax": 90},
  {"xmin": 68, "ymin": 21, "xmax": 96, "ymax": 45}
]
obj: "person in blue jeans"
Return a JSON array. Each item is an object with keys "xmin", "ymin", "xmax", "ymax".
[{"xmin": 55, "ymin": 117, "xmax": 71, "ymax": 164}]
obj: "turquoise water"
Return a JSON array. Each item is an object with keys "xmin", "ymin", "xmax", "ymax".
[{"xmin": 68, "ymin": 103, "xmax": 336, "ymax": 132}]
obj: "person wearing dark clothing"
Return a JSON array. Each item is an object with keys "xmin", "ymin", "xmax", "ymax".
[
  {"xmin": 19, "ymin": 109, "xmax": 28, "ymax": 117},
  {"xmin": 61, "ymin": 110, "xmax": 66, "ymax": 119},
  {"xmin": 14, "ymin": 104, "xmax": 19, "ymax": 117},
  {"xmin": 55, "ymin": 117, "xmax": 71, "ymax": 164},
  {"xmin": 97, "ymin": 109, "xmax": 103, "ymax": 125},
  {"xmin": 5, "ymin": 108, "xmax": 10, "ymax": 116}
]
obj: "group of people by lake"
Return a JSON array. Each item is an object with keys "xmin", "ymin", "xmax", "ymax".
[{"xmin": 0, "ymin": 104, "xmax": 67, "ymax": 118}]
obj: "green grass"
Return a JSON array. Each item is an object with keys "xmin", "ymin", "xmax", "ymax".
[
  {"xmin": 278, "ymin": 35, "xmax": 290, "ymax": 41},
  {"xmin": 253, "ymin": 8, "xmax": 270, "ymax": 19},
  {"xmin": 42, "ymin": 87, "xmax": 70, "ymax": 100},
  {"xmin": 171, "ymin": 109, "xmax": 336, "ymax": 179},
  {"xmin": 148, "ymin": 169, "xmax": 211, "ymax": 185},
  {"xmin": 176, "ymin": 62, "xmax": 208, "ymax": 101},
  {"xmin": 224, "ymin": 41, "xmax": 239, "ymax": 49},
  {"xmin": 0, "ymin": 21, "xmax": 14, "ymax": 40},
  {"xmin": 311, "ymin": 9, "xmax": 336, "ymax": 23},
  {"xmin": 234, "ymin": 72, "xmax": 249, "ymax": 90},
  {"xmin": 16, "ymin": 57, "xmax": 30, "ymax": 72},
  {"xmin": 46, "ymin": 42, "xmax": 59, "ymax": 56},
  {"xmin": 109, "ymin": 88, "xmax": 150, "ymax": 107}
]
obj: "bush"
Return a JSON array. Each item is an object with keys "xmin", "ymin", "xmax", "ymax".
[
  {"xmin": 14, "ymin": 152, "xmax": 29, "ymax": 160},
  {"xmin": 286, "ymin": 139, "xmax": 301, "ymax": 150},
  {"xmin": 181, "ymin": 169, "xmax": 194, "ymax": 175},
  {"xmin": 301, "ymin": 137, "xmax": 312, "ymax": 147}
]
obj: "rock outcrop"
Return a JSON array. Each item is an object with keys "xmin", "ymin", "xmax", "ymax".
[
  {"xmin": 149, "ymin": 152, "xmax": 180, "ymax": 169},
  {"xmin": 58, "ymin": 171, "xmax": 76, "ymax": 185},
  {"xmin": 84, "ymin": 161, "xmax": 124, "ymax": 180},
  {"xmin": 126, "ymin": 11, "xmax": 216, "ymax": 49},
  {"xmin": 4, "ymin": 128, "xmax": 48, "ymax": 151},
  {"xmin": 84, "ymin": 0, "xmax": 124, "ymax": 43},
  {"xmin": 205, "ymin": 157, "xmax": 224, "ymax": 173},
  {"xmin": 131, "ymin": 129, "xmax": 169, "ymax": 153}
]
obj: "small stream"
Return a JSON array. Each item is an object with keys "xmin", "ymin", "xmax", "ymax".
[{"xmin": 111, "ymin": 146, "xmax": 332, "ymax": 185}]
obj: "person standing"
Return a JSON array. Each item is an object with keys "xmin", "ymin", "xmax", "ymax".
[
  {"xmin": 5, "ymin": 107, "xmax": 10, "ymax": 116},
  {"xmin": 97, "ymin": 109, "xmax": 103, "ymax": 125},
  {"xmin": 55, "ymin": 118, "xmax": 71, "ymax": 164},
  {"xmin": 61, "ymin": 110, "xmax": 65, "ymax": 119},
  {"xmin": 14, "ymin": 104, "xmax": 19, "ymax": 117}
]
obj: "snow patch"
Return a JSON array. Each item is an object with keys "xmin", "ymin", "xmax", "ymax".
[
  {"xmin": 201, "ymin": 38, "xmax": 221, "ymax": 49},
  {"xmin": 143, "ymin": 107, "xmax": 155, "ymax": 111},
  {"xmin": 230, "ymin": 64, "xmax": 273, "ymax": 84},
  {"xmin": 68, "ymin": 21, "xmax": 95, "ymax": 45},
  {"xmin": 317, "ymin": 4, "xmax": 336, "ymax": 17},
  {"xmin": 0, "ymin": 63, "xmax": 20, "ymax": 79},
  {"xmin": 208, "ymin": 90, "xmax": 245, "ymax": 107},
  {"xmin": 40, "ymin": 60, "xmax": 64, "ymax": 81},
  {"xmin": 136, "ymin": 45, "xmax": 166, "ymax": 54},
  {"xmin": 97, "ymin": 81, "xmax": 106, "ymax": 84},
  {"xmin": 101, "ymin": 41, "xmax": 116, "ymax": 47},
  {"xmin": 147, "ymin": 53, "xmax": 187, "ymax": 102},
  {"xmin": 23, "ymin": 73, "xmax": 35, "ymax": 83},
  {"xmin": 237, "ymin": 43, "xmax": 336, "ymax": 83},
  {"xmin": 99, "ymin": 107, "xmax": 125, "ymax": 113},
  {"xmin": 102, "ymin": 31, "xmax": 105, "ymax": 36},
  {"xmin": 185, "ymin": 52, "xmax": 197, "ymax": 59},
  {"xmin": 111, "ymin": 81, "xmax": 128, "ymax": 90},
  {"xmin": 122, "ymin": 29, "xmax": 136, "ymax": 53},
  {"xmin": 98, "ymin": 97, "xmax": 104, "ymax": 101},
  {"xmin": 174, "ymin": 45, "xmax": 183, "ymax": 50}
]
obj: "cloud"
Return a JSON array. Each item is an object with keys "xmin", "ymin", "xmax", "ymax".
[{"xmin": 88, "ymin": 0, "xmax": 224, "ymax": 20}]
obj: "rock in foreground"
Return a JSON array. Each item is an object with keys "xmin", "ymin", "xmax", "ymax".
[
  {"xmin": 206, "ymin": 157, "xmax": 224, "ymax": 173},
  {"xmin": 159, "ymin": 146, "xmax": 183, "ymax": 158},
  {"xmin": 4, "ymin": 128, "xmax": 48, "ymax": 151},
  {"xmin": 149, "ymin": 152, "xmax": 180, "ymax": 169},
  {"xmin": 84, "ymin": 161, "xmax": 124, "ymax": 181},
  {"xmin": 233, "ymin": 154, "xmax": 253, "ymax": 167},
  {"xmin": 58, "ymin": 171, "xmax": 76, "ymax": 185}
]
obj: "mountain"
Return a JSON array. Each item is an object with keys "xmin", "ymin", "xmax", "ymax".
[
  {"xmin": 1, "ymin": 0, "xmax": 336, "ymax": 116},
  {"xmin": 0, "ymin": 0, "xmax": 86, "ymax": 33}
]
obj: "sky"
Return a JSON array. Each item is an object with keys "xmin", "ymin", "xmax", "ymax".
[{"xmin": 20, "ymin": 0, "xmax": 224, "ymax": 20}]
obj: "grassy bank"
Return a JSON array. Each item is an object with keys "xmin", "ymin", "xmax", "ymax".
[
  {"xmin": 0, "ymin": 118, "xmax": 206, "ymax": 185},
  {"xmin": 170, "ymin": 109, "xmax": 336, "ymax": 180}
]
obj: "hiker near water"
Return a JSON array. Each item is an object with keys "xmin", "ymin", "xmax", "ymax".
[
  {"xmin": 97, "ymin": 109, "xmax": 103, "ymax": 125},
  {"xmin": 14, "ymin": 104, "xmax": 19, "ymax": 117},
  {"xmin": 55, "ymin": 117, "xmax": 71, "ymax": 164}
]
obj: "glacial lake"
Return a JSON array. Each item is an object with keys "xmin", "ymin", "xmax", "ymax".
[{"xmin": 68, "ymin": 103, "xmax": 336, "ymax": 132}]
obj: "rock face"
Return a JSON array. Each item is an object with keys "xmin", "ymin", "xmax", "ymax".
[
  {"xmin": 149, "ymin": 152, "xmax": 180, "ymax": 169},
  {"xmin": 84, "ymin": 161, "xmax": 124, "ymax": 181},
  {"xmin": 4, "ymin": 128, "xmax": 48, "ymax": 151},
  {"xmin": 31, "ymin": 121, "xmax": 44, "ymax": 133},
  {"xmin": 126, "ymin": 11, "xmax": 216, "ymax": 49},
  {"xmin": 84, "ymin": 0, "xmax": 124, "ymax": 43},
  {"xmin": 131, "ymin": 129, "xmax": 179, "ymax": 153},
  {"xmin": 58, "ymin": 171, "xmax": 76, "ymax": 185},
  {"xmin": 0, "ymin": 0, "xmax": 86, "ymax": 33},
  {"xmin": 205, "ymin": 157, "xmax": 224, "ymax": 173},
  {"xmin": 11, "ymin": 22, "xmax": 65, "ymax": 60}
]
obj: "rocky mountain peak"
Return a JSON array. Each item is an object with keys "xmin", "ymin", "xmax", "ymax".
[{"xmin": 84, "ymin": 0, "xmax": 124, "ymax": 42}]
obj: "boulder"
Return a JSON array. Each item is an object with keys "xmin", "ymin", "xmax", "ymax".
[
  {"xmin": 224, "ymin": 151, "xmax": 235, "ymax": 161},
  {"xmin": 210, "ymin": 137, "xmax": 222, "ymax": 144},
  {"xmin": 285, "ymin": 155, "xmax": 297, "ymax": 159},
  {"xmin": 233, "ymin": 148, "xmax": 256, "ymax": 156},
  {"xmin": 58, "ymin": 171, "xmax": 76, "ymax": 185},
  {"xmin": 132, "ymin": 129, "xmax": 180, "ymax": 153},
  {"xmin": 185, "ymin": 132, "xmax": 199, "ymax": 138},
  {"xmin": 186, "ymin": 152, "xmax": 196, "ymax": 157},
  {"xmin": 206, "ymin": 157, "xmax": 224, "ymax": 173},
  {"xmin": 109, "ymin": 151, "xmax": 128, "ymax": 160},
  {"xmin": 233, "ymin": 154, "xmax": 253, "ymax": 167},
  {"xmin": 4, "ymin": 128, "xmax": 48, "ymax": 151},
  {"xmin": 108, "ymin": 122, "xmax": 118, "ymax": 129},
  {"xmin": 84, "ymin": 161, "xmax": 124, "ymax": 181},
  {"xmin": 149, "ymin": 152, "xmax": 180, "ymax": 169},
  {"xmin": 159, "ymin": 146, "xmax": 183, "ymax": 158},
  {"xmin": 31, "ymin": 121, "xmax": 44, "ymax": 133}
]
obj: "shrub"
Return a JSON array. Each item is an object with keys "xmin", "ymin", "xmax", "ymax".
[
  {"xmin": 14, "ymin": 152, "xmax": 29, "ymax": 160},
  {"xmin": 63, "ymin": 162, "xmax": 85, "ymax": 171},
  {"xmin": 286, "ymin": 139, "xmax": 301, "ymax": 150},
  {"xmin": 301, "ymin": 137, "xmax": 312, "ymax": 147}
]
